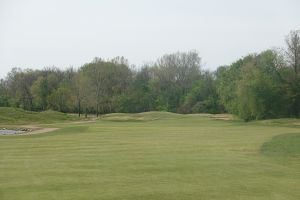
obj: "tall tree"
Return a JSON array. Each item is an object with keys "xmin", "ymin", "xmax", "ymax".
[
  {"xmin": 285, "ymin": 30, "xmax": 300, "ymax": 116},
  {"xmin": 31, "ymin": 76, "xmax": 49, "ymax": 110},
  {"xmin": 179, "ymin": 71, "xmax": 223, "ymax": 114},
  {"xmin": 81, "ymin": 58, "xmax": 131, "ymax": 115},
  {"xmin": 285, "ymin": 30, "xmax": 300, "ymax": 76},
  {"xmin": 152, "ymin": 51, "xmax": 202, "ymax": 111},
  {"xmin": 0, "ymin": 79, "xmax": 9, "ymax": 107}
]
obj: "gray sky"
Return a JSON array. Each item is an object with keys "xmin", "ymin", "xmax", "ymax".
[{"xmin": 0, "ymin": 0, "xmax": 299, "ymax": 78}]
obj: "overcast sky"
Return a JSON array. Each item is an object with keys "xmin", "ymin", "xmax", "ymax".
[{"xmin": 0, "ymin": 0, "xmax": 299, "ymax": 78}]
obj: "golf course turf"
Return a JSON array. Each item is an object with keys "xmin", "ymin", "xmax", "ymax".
[{"xmin": 0, "ymin": 110, "xmax": 299, "ymax": 200}]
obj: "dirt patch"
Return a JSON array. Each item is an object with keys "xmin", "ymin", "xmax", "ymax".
[
  {"xmin": 19, "ymin": 125, "xmax": 59, "ymax": 135},
  {"xmin": 210, "ymin": 114, "xmax": 234, "ymax": 121},
  {"xmin": 0, "ymin": 118, "xmax": 97, "ymax": 136}
]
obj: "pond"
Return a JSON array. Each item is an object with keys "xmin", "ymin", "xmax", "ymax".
[{"xmin": 0, "ymin": 129, "xmax": 26, "ymax": 135}]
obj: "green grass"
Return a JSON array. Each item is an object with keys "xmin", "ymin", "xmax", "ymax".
[
  {"xmin": 255, "ymin": 118, "xmax": 300, "ymax": 127},
  {"xmin": 261, "ymin": 133, "xmax": 300, "ymax": 156},
  {"xmin": 100, "ymin": 111, "xmax": 183, "ymax": 122},
  {"xmin": 0, "ymin": 111, "xmax": 299, "ymax": 200},
  {"xmin": 0, "ymin": 107, "xmax": 79, "ymax": 125}
]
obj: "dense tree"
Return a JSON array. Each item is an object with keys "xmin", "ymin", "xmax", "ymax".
[
  {"xmin": 5, "ymin": 68, "xmax": 38, "ymax": 110},
  {"xmin": 31, "ymin": 76, "xmax": 49, "ymax": 110},
  {"xmin": 285, "ymin": 30, "xmax": 300, "ymax": 75},
  {"xmin": 48, "ymin": 86, "xmax": 72, "ymax": 112},
  {"xmin": 80, "ymin": 58, "xmax": 132, "ymax": 115},
  {"xmin": 118, "ymin": 66, "xmax": 156, "ymax": 112},
  {"xmin": 0, "ymin": 79, "xmax": 9, "ymax": 107},
  {"xmin": 150, "ymin": 51, "xmax": 202, "ymax": 111},
  {"xmin": 216, "ymin": 48, "xmax": 297, "ymax": 120},
  {"xmin": 179, "ymin": 71, "xmax": 224, "ymax": 114},
  {"xmin": 284, "ymin": 30, "xmax": 300, "ymax": 116},
  {"xmin": 0, "ymin": 31, "xmax": 299, "ymax": 120},
  {"xmin": 236, "ymin": 51, "xmax": 287, "ymax": 120}
]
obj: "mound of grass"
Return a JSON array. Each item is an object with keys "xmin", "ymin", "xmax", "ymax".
[
  {"xmin": 261, "ymin": 133, "xmax": 300, "ymax": 156},
  {"xmin": 101, "ymin": 112, "xmax": 236, "ymax": 123},
  {"xmin": 101, "ymin": 111, "xmax": 182, "ymax": 122},
  {"xmin": 209, "ymin": 114, "xmax": 235, "ymax": 121},
  {"xmin": 0, "ymin": 107, "xmax": 78, "ymax": 125},
  {"xmin": 256, "ymin": 118, "xmax": 300, "ymax": 127}
]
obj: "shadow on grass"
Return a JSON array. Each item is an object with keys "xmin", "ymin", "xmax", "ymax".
[{"xmin": 261, "ymin": 132, "xmax": 300, "ymax": 157}]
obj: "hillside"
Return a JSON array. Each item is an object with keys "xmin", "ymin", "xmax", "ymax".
[{"xmin": 0, "ymin": 107, "xmax": 78, "ymax": 125}]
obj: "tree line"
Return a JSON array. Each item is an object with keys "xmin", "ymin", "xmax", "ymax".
[{"xmin": 0, "ymin": 30, "xmax": 299, "ymax": 121}]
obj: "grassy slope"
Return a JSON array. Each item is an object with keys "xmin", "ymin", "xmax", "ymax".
[
  {"xmin": 261, "ymin": 133, "xmax": 300, "ymax": 156},
  {"xmin": 0, "ymin": 107, "xmax": 79, "ymax": 125},
  {"xmin": 0, "ymin": 112, "xmax": 299, "ymax": 200}
]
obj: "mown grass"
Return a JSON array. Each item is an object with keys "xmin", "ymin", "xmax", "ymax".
[{"xmin": 0, "ymin": 111, "xmax": 299, "ymax": 200}]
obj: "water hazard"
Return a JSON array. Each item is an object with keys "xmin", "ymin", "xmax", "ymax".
[{"xmin": 0, "ymin": 129, "xmax": 26, "ymax": 135}]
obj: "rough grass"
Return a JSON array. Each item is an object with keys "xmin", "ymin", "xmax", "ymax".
[
  {"xmin": 100, "ymin": 112, "xmax": 232, "ymax": 122},
  {"xmin": 255, "ymin": 118, "xmax": 300, "ymax": 127},
  {"xmin": 100, "ymin": 111, "xmax": 183, "ymax": 122},
  {"xmin": 0, "ymin": 111, "xmax": 299, "ymax": 200},
  {"xmin": 0, "ymin": 107, "xmax": 78, "ymax": 125}
]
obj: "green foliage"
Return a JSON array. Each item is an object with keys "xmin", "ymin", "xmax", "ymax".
[
  {"xmin": 0, "ymin": 80, "xmax": 9, "ymax": 107},
  {"xmin": 48, "ymin": 86, "xmax": 72, "ymax": 112},
  {"xmin": 80, "ymin": 58, "xmax": 132, "ymax": 114},
  {"xmin": 235, "ymin": 53, "xmax": 282, "ymax": 120},
  {"xmin": 31, "ymin": 76, "xmax": 49, "ymax": 110},
  {"xmin": 1, "ymin": 31, "xmax": 299, "ymax": 120},
  {"xmin": 216, "ymin": 50, "xmax": 297, "ymax": 121},
  {"xmin": 179, "ymin": 72, "xmax": 224, "ymax": 114}
]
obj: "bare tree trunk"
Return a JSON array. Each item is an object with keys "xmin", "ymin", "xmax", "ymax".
[
  {"xmin": 96, "ymin": 103, "xmax": 99, "ymax": 117},
  {"xmin": 78, "ymin": 99, "xmax": 81, "ymax": 117},
  {"xmin": 286, "ymin": 30, "xmax": 300, "ymax": 117}
]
